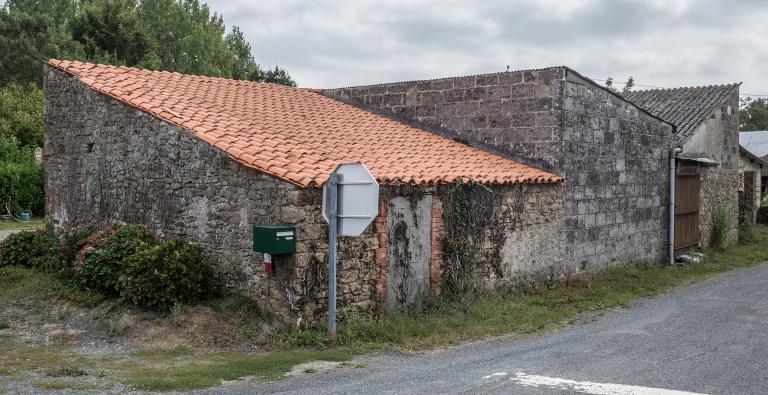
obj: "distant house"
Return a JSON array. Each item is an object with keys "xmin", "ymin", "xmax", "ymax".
[
  {"xmin": 625, "ymin": 84, "xmax": 740, "ymax": 254},
  {"xmin": 43, "ymin": 60, "xmax": 564, "ymax": 320},
  {"xmin": 740, "ymin": 131, "xmax": 768, "ymax": 178}
]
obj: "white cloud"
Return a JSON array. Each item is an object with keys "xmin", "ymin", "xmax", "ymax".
[{"xmin": 205, "ymin": 0, "xmax": 768, "ymax": 96}]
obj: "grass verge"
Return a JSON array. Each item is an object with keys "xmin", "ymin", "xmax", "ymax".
[
  {"xmin": 0, "ymin": 220, "xmax": 44, "ymax": 231},
  {"xmin": 283, "ymin": 225, "xmax": 768, "ymax": 351}
]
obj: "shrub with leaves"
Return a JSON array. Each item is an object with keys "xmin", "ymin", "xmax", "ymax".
[
  {"xmin": 711, "ymin": 205, "xmax": 733, "ymax": 252},
  {"xmin": 76, "ymin": 224, "xmax": 156, "ymax": 296},
  {"xmin": 0, "ymin": 229, "xmax": 60, "ymax": 271},
  {"xmin": 119, "ymin": 239, "xmax": 214, "ymax": 311}
]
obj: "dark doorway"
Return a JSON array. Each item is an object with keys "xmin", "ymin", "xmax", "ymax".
[{"xmin": 739, "ymin": 171, "xmax": 756, "ymax": 224}]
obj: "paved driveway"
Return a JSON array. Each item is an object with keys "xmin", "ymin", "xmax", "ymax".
[
  {"xmin": 209, "ymin": 263, "xmax": 768, "ymax": 395},
  {"xmin": 0, "ymin": 230, "xmax": 19, "ymax": 242}
]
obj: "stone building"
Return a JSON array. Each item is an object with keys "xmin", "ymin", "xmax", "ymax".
[
  {"xmin": 43, "ymin": 60, "xmax": 564, "ymax": 321},
  {"xmin": 625, "ymin": 85, "xmax": 741, "ymax": 252},
  {"xmin": 324, "ymin": 68, "xmax": 675, "ymax": 270}
]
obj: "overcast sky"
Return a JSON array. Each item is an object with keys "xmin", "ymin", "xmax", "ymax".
[{"xmin": 205, "ymin": 0, "xmax": 768, "ymax": 97}]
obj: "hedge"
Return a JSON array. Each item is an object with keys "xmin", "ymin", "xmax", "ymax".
[{"xmin": 0, "ymin": 160, "xmax": 44, "ymax": 215}]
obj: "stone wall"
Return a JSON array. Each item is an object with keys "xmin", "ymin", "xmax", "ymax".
[
  {"xmin": 324, "ymin": 68, "xmax": 563, "ymax": 172},
  {"xmin": 325, "ymin": 68, "xmax": 673, "ymax": 269},
  {"xmin": 44, "ymin": 65, "xmax": 379, "ymax": 324},
  {"xmin": 682, "ymin": 91, "xmax": 740, "ymax": 247},
  {"xmin": 559, "ymin": 76, "xmax": 672, "ymax": 268},
  {"xmin": 44, "ymin": 65, "xmax": 566, "ymax": 323}
]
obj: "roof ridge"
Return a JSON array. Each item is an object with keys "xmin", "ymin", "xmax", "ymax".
[
  {"xmin": 626, "ymin": 82, "xmax": 741, "ymax": 94},
  {"xmin": 46, "ymin": 59, "xmax": 295, "ymax": 90},
  {"xmin": 325, "ymin": 65, "xmax": 566, "ymax": 90}
]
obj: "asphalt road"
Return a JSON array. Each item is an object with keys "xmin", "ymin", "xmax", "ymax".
[{"xmin": 209, "ymin": 263, "xmax": 768, "ymax": 395}]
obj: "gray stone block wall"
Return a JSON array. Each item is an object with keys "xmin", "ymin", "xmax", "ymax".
[
  {"xmin": 325, "ymin": 68, "xmax": 674, "ymax": 270},
  {"xmin": 44, "ymin": 65, "xmax": 566, "ymax": 322},
  {"xmin": 685, "ymin": 91, "xmax": 741, "ymax": 247},
  {"xmin": 560, "ymin": 79, "xmax": 672, "ymax": 268},
  {"xmin": 324, "ymin": 68, "xmax": 565, "ymax": 172}
]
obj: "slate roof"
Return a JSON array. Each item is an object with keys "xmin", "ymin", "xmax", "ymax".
[
  {"xmin": 623, "ymin": 84, "xmax": 739, "ymax": 143},
  {"xmin": 739, "ymin": 131, "xmax": 768, "ymax": 158},
  {"xmin": 46, "ymin": 60, "xmax": 562, "ymax": 187}
]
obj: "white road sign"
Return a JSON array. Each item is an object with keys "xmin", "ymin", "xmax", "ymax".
[{"xmin": 322, "ymin": 163, "xmax": 379, "ymax": 236}]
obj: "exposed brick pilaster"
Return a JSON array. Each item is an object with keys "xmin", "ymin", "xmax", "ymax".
[
  {"xmin": 429, "ymin": 195, "xmax": 443, "ymax": 296},
  {"xmin": 374, "ymin": 198, "xmax": 388, "ymax": 311}
]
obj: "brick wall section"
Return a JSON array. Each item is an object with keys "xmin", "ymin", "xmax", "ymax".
[
  {"xmin": 325, "ymin": 68, "xmax": 674, "ymax": 269},
  {"xmin": 374, "ymin": 199, "xmax": 388, "ymax": 310},
  {"xmin": 429, "ymin": 195, "xmax": 443, "ymax": 296}
]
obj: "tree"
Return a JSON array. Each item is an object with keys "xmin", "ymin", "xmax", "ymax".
[
  {"xmin": 740, "ymin": 97, "xmax": 768, "ymax": 131},
  {"xmin": 622, "ymin": 76, "xmax": 634, "ymax": 93},
  {"xmin": 0, "ymin": 83, "xmax": 44, "ymax": 148},
  {"xmin": 225, "ymin": 26, "xmax": 295, "ymax": 85},
  {"xmin": 604, "ymin": 77, "xmax": 615, "ymax": 92},
  {"xmin": 0, "ymin": 7, "xmax": 83, "ymax": 86},
  {"xmin": 69, "ymin": 0, "xmax": 159, "ymax": 68}
]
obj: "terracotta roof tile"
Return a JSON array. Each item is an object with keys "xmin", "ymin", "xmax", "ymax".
[{"xmin": 47, "ymin": 59, "xmax": 562, "ymax": 187}]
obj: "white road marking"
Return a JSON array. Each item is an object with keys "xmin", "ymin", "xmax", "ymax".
[
  {"xmin": 504, "ymin": 373, "xmax": 707, "ymax": 395},
  {"xmin": 481, "ymin": 372, "xmax": 508, "ymax": 379}
]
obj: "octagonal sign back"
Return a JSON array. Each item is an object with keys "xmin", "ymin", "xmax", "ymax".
[{"xmin": 322, "ymin": 163, "xmax": 380, "ymax": 236}]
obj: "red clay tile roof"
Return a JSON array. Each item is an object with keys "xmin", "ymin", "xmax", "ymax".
[{"xmin": 46, "ymin": 60, "xmax": 562, "ymax": 187}]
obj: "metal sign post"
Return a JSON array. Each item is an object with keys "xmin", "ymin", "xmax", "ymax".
[
  {"xmin": 322, "ymin": 163, "xmax": 379, "ymax": 346},
  {"xmin": 326, "ymin": 172, "xmax": 339, "ymax": 344}
]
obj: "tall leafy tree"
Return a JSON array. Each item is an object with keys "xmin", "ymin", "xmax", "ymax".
[
  {"xmin": 0, "ymin": 83, "xmax": 44, "ymax": 148},
  {"xmin": 0, "ymin": 6, "xmax": 83, "ymax": 86},
  {"xmin": 69, "ymin": 0, "xmax": 159, "ymax": 67},
  {"xmin": 740, "ymin": 97, "xmax": 768, "ymax": 131},
  {"xmin": 225, "ymin": 25, "xmax": 295, "ymax": 86}
]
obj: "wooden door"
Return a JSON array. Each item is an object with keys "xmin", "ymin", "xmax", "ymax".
[{"xmin": 674, "ymin": 162, "xmax": 700, "ymax": 255}]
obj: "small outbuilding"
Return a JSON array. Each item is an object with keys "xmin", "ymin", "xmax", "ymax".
[
  {"xmin": 43, "ymin": 60, "xmax": 564, "ymax": 321},
  {"xmin": 625, "ymin": 84, "xmax": 741, "ymax": 254}
]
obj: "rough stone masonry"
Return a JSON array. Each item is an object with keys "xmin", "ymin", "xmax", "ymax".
[
  {"xmin": 325, "ymin": 68, "xmax": 675, "ymax": 270},
  {"xmin": 43, "ymin": 65, "xmax": 565, "ymax": 323}
]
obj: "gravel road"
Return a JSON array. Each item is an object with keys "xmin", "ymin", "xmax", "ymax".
[{"xmin": 207, "ymin": 262, "xmax": 768, "ymax": 395}]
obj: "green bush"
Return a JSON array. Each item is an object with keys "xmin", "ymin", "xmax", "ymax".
[
  {"xmin": 58, "ymin": 227, "xmax": 95, "ymax": 269},
  {"xmin": 738, "ymin": 222, "xmax": 757, "ymax": 244},
  {"xmin": 0, "ymin": 160, "xmax": 44, "ymax": 215},
  {"xmin": 76, "ymin": 224, "xmax": 156, "ymax": 296},
  {"xmin": 119, "ymin": 239, "xmax": 214, "ymax": 311},
  {"xmin": 711, "ymin": 205, "xmax": 733, "ymax": 252},
  {"xmin": 0, "ymin": 229, "xmax": 60, "ymax": 271}
]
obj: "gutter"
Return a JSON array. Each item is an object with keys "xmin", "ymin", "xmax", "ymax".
[{"xmin": 669, "ymin": 147, "xmax": 682, "ymax": 264}]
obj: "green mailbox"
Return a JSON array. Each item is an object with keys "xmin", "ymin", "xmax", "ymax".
[{"xmin": 252, "ymin": 225, "xmax": 296, "ymax": 255}]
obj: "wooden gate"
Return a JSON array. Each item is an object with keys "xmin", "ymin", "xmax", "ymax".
[{"xmin": 674, "ymin": 162, "xmax": 701, "ymax": 255}]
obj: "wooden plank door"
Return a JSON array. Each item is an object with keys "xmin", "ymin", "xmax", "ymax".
[{"xmin": 674, "ymin": 162, "xmax": 701, "ymax": 255}]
